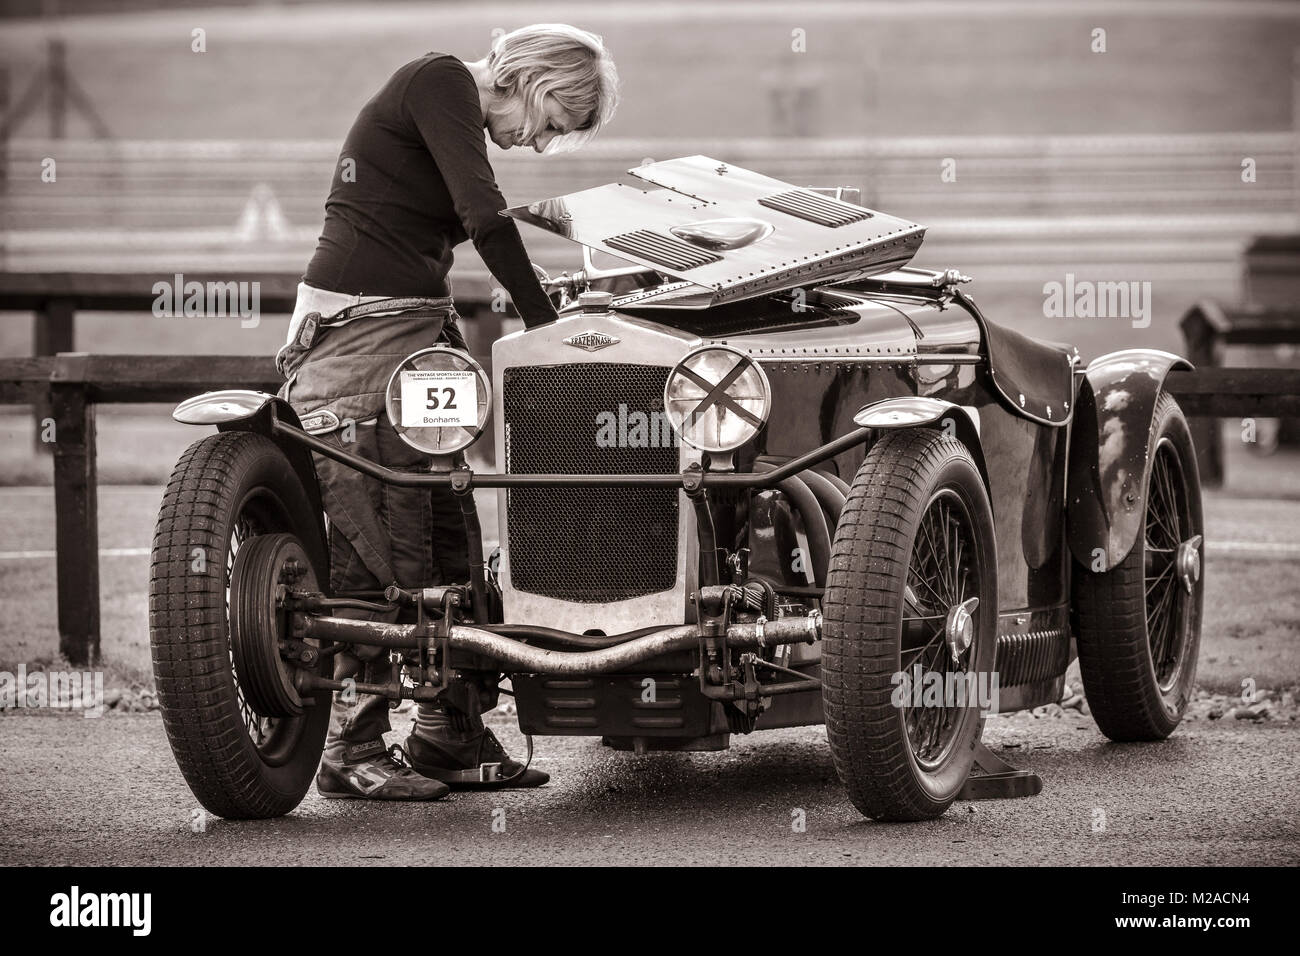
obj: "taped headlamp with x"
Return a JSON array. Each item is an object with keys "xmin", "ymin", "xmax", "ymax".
[{"xmin": 664, "ymin": 345, "xmax": 773, "ymax": 453}]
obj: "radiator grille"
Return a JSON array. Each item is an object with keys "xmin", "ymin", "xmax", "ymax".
[
  {"xmin": 757, "ymin": 189, "xmax": 873, "ymax": 227},
  {"xmin": 503, "ymin": 363, "xmax": 680, "ymax": 603},
  {"xmin": 604, "ymin": 230, "xmax": 723, "ymax": 271}
]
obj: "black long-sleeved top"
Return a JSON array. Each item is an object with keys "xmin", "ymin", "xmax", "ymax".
[{"xmin": 304, "ymin": 52, "xmax": 558, "ymax": 327}]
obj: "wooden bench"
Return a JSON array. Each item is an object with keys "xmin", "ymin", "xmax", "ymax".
[{"xmin": 1180, "ymin": 300, "xmax": 1300, "ymax": 485}]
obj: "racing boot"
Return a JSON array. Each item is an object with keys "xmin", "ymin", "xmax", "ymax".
[
  {"xmin": 316, "ymin": 739, "xmax": 451, "ymax": 800},
  {"xmin": 404, "ymin": 704, "xmax": 548, "ymax": 790}
]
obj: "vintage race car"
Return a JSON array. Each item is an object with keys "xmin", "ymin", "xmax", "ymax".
[{"xmin": 150, "ymin": 156, "xmax": 1204, "ymax": 821}]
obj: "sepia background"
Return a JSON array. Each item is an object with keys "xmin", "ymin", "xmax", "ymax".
[{"xmin": 1, "ymin": 0, "xmax": 1298, "ymax": 709}]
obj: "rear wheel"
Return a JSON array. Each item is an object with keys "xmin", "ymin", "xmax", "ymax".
[
  {"xmin": 1073, "ymin": 393, "xmax": 1203, "ymax": 741},
  {"xmin": 150, "ymin": 431, "xmax": 331, "ymax": 819},
  {"xmin": 822, "ymin": 430, "xmax": 998, "ymax": 821}
]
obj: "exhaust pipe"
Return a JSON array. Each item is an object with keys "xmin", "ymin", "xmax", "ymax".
[{"xmin": 302, "ymin": 613, "xmax": 821, "ymax": 675}]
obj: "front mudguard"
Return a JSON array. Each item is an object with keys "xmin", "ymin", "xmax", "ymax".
[
  {"xmin": 852, "ymin": 395, "xmax": 990, "ymax": 498},
  {"xmin": 173, "ymin": 390, "xmax": 330, "ymax": 573},
  {"xmin": 1066, "ymin": 350, "xmax": 1192, "ymax": 572}
]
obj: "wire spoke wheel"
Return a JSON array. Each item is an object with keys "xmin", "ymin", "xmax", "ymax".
[
  {"xmin": 1074, "ymin": 392, "xmax": 1204, "ymax": 742},
  {"xmin": 823, "ymin": 429, "xmax": 997, "ymax": 821},
  {"xmin": 902, "ymin": 490, "xmax": 979, "ymax": 770},
  {"xmin": 1143, "ymin": 440, "xmax": 1194, "ymax": 692},
  {"xmin": 227, "ymin": 511, "xmax": 280, "ymax": 750},
  {"xmin": 224, "ymin": 502, "xmax": 320, "ymax": 766}
]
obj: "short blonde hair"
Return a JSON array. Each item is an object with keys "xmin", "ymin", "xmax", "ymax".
[{"xmin": 487, "ymin": 23, "xmax": 619, "ymax": 154}]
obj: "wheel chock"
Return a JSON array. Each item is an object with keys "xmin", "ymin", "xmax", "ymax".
[{"xmin": 958, "ymin": 740, "xmax": 1043, "ymax": 800}]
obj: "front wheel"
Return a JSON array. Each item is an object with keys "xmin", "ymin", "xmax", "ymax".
[
  {"xmin": 822, "ymin": 430, "xmax": 999, "ymax": 821},
  {"xmin": 150, "ymin": 431, "xmax": 331, "ymax": 819}
]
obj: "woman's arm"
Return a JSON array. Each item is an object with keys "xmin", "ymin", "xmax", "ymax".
[{"xmin": 401, "ymin": 58, "xmax": 559, "ymax": 328}]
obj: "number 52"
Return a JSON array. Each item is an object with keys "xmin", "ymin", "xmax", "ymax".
[{"xmin": 425, "ymin": 387, "xmax": 457, "ymax": 410}]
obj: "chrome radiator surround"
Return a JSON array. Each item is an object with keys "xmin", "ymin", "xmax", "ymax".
[{"xmin": 492, "ymin": 313, "xmax": 703, "ymax": 634}]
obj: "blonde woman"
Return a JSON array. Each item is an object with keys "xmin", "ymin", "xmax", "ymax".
[{"xmin": 277, "ymin": 25, "xmax": 619, "ymax": 801}]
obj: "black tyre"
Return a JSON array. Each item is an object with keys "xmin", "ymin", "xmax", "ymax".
[
  {"xmin": 1073, "ymin": 393, "xmax": 1204, "ymax": 741},
  {"xmin": 150, "ymin": 431, "xmax": 331, "ymax": 819},
  {"xmin": 822, "ymin": 430, "xmax": 998, "ymax": 821}
]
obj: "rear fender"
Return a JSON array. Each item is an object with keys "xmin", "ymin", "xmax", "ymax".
[{"xmin": 1066, "ymin": 350, "xmax": 1192, "ymax": 572}]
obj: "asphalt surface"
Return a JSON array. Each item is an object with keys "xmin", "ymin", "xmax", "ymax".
[{"xmin": 2, "ymin": 709, "xmax": 1296, "ymax": 866}]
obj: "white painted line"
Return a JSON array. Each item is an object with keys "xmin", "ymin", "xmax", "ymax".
[
  {"xmin": 0, "ymin": 547, "xmax": 150, "ymax": 560},
  {"xmin": 0, "ymin": 486, "xmax": 162, "ymax": 497},
  {"xmin": 1209, "ymin": 541, "xmax": 1300, "ymax": 556}
]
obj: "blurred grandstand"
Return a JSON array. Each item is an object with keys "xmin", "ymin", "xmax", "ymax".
[
  {"xmin": 1, "ymin": 1, "xmax": 1298, "ymax": 360},
  {"xmin": 0, "ymin": 2, "xmax": 1296, "ymax": 487}
]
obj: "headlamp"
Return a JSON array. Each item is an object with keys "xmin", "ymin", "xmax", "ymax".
[{"xmin": 664, "ymin": 345, "xmax": 771, "ymax": 453}]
